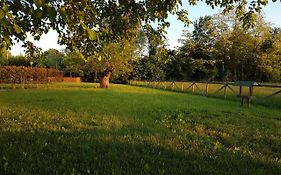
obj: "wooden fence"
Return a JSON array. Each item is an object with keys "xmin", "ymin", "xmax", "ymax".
[
  {"xmin": 128, "ymin": 80, "xmax": 281, "ymax": 106},
  {"xmin": 63, "ymin": 77, "xmax": 81, "ymax": 83}
]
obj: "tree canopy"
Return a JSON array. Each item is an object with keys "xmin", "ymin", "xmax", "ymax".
[{"xmin": 0, "ymin": 0, "xmax": 277, "ymax": 60}]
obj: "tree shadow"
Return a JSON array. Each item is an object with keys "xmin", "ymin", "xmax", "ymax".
[
  {"xmin": 1, "ymin": 88, "xmax": 280, "ymax": 174},
  {"xmin": 0, "ymin": 128, "xmax": 280, "ymax": 175}
]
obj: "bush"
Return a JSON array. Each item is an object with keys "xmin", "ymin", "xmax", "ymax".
[
  {"xmin": 4, "ymin": 55, "xmax": 30, "ymax": 67},
  {"xmin": 0, "ymin": 66, "xmax": 63, "ymax": 84}
]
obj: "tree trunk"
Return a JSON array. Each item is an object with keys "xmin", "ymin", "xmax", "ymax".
[
  {"xmin": 99, "ymin": 66, "xmax": 114, "ymax": 88},
  {"xmin": 100, "ymin": 72, "xmax": 111, "ymax": 88}
]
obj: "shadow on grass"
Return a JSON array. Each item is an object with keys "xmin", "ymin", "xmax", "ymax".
[{"xmin": 0, "ymin": 129, "xmax": 280, "ymax": 175}]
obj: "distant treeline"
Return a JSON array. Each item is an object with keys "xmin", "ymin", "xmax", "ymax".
[
  {"xmin": 1, "ymin": 13, "xmax": 280, "ymax": 83},
  {"xmin": 132, "ymin": 13, "xmax": 281, "ymax": 82}
]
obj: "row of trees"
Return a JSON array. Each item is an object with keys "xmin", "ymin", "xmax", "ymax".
[
  {"xmin": 0, "ymin": 39, "xmax": 138, "ymax": 83},
  {"xmin": 1, "ymin": 0, "xmax": 280, "ymax": 87},
  {"xmin": 133, "ymin": 12, "xmax": 281, "ymax": 82},
  {"xmin": 1, "ymin": 13, "xmax": 280, "ymax": 83}
]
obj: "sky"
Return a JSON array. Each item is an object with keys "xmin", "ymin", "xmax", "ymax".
[{"xmin": 10, "ymin": 1, "xmax": 281, "ymax": 55}]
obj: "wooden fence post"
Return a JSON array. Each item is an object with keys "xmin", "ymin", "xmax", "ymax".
[
  {"xmin": 205, "ymin": 83, "xmax": 209, "ymax": 96},
  {"xmin": 192, "ymin": 83, "xmax": 195, "ymax": 93},
  {"xmin": 181, "ymin": 83, "xmax": 184, "ymax": 92},
  {"xmin": 239, "ymin": 86, "xmax": 242, "ymax": 96},
  {"xmin": 249, "ymin": 86, "xmax": 253, "ymax": 96},
  {"xmin": 224, "ymin": 85, "xmax": 227, "ymax": 98}
]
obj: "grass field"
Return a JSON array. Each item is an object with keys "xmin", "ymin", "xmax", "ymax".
[
  {"xmin": 129, "ymin": 81, "xmax": 281, "ymax": 109},
  {"xmin": 0, "ymin": 83, "xmax": 281, "ymax": 174}
]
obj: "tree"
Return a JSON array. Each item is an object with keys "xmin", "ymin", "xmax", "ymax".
[
  {"xmin": 0, "ymin": 0, "xmax": 277, "ymax": 86},
  {"xmin": 4, "ymin": 55, "xmax": 30, "ymax": 67},
  {"xmin": 85, "ymin": 39, "xmax": 137, "ymax": 87},
  {"xmin": 1, "ymin": 0, "xmax": 182, "ymax": 57},
  {"xmin": 39, "ymin": 49, "xmax": 64, "ymax": 69},
  {"xmin": 192, "ymin": 16, "xmax": 216, "ymax": 60},
  {"xmin": 177, "ymin": 16, "xmax": 218, "ymax": 81},
  {"xmin": 23, "ymin": 41, "xmax": 42, "ymax": 67},
  {"xmin": 0, "ymin": 50, "xmax": 8, "ymax": 65},
  {"xmin": 132, "ymin": 55, "xmax": 166, "ymax": 81},
  {"xmin": 132, "ymin": 45, "xmax": 170, "ymax": 81},
  {"xmin": 63, "ymin": 52, "xmax": 85, "ymax": 77},
  {"xmin": 175, "ymin": 11, "xmax": 280, "ymax": 82},
  {"xmin": 258, "ymin": 28, "xmax": 281, "ymax": 81},
  {"xmin": 1, "ymin": 0, "xmax": 274, "ymax": 55},
  {"xmin": 165, "ymin": 50, "xmax": 194, "ymax": 81},
  {"xmin": 213, "ymin": 12, "xmax": 276, "ymax": 81}
]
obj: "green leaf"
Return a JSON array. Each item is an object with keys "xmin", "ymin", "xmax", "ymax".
[
  {"xmin": 6, "ymin": 13, "xmax": 14, "ymax": 21},
  {"xmin": 78, "ymin": 52, "xmax": 87, "ymax": 62},
  {"xmin": 48, "ymin": 7, "xmax": 56, "ymax": 22},
  {"xmin": 59, "ymin": 7, "xmax": 67, "ymax": 20},
  {"xmin": 13, "ymin": 24, "xmax": 22, "ymax": 34},
  {"xmin": 2, "ymin": 156, "xmax": 8, "ymax": 172},
  {"xmin": 3, "ymin": 35, "xmax": 11, "ymax": 45},
  {"xmin": 98, "ymin": 55, "xmax": 102, "ymax": 61},
  {"xmin": 0, "ymin": 9, "xmax": 5, "ymax": 20},
  {"xmin": 34, "ymin": 9, "xmax": 43, "ymax": 19},
  {"xmin": 2, "ymin": 5, "xmax": 9, "ymax": 13},
  {"xmin": 87, "ymin": 29, "xmax": 96, "ymax": 40},
  {"xmin": 34, "ymin": 0, "xmax": 43, "ymax": 7},
  {"xmin": 0, "ymin": 42, "xmax": 7, "ymax": 54},
  {"xmin": 260, "ymin": 0, "xmax": 268, "ymax": 5},
  {"xmin": 80, "ymin": 21, "xmax": 87, "ymax": 30}
]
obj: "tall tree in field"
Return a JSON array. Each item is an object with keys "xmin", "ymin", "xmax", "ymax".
[
  {"xmin": 178, "ymin": 16, "xmax": 218, "ymax": 81},
  {"xmin": 40, "ymin": 49, "xmax": 64, "ymax": 69},
  {"xmin": 178, "ymin": 15, "xmax": 216, "ymax": 60},
  {"xmin": 210, "ymin": 11, "xmax": 280, "ymax": 81},
  {"xmin": 192, "ymin": 16, "xmax": 216, "ymax": 60},
  {"xmin": 86, "ymin": 39, "xmax": 138, "ymax": 87},
  {"xmin": 176, "ymin": 10, "xmax": 281, "ymax": 82},
  {"xmin": 63, "ymin": 51, "xmax": 86, "ymax": 77},
  {"xmin": 259, "ymin": 28, "xmax": 281, "ymax": 81}
]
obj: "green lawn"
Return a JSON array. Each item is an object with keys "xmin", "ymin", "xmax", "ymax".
[
  {"xmin": 129, "ymin": 81, "xmax": 281, "ymax": 109},
  {"xmin": 0, "ymin": 83, "xmax": 280, "ymax": 174}
]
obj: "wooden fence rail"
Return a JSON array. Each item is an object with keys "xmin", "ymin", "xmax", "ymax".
[{"xmin": 128, "ymin": 80, "xmax": 281, "ymax": 106}]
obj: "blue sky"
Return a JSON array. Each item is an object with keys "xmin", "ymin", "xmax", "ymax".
[{"xmin": 10, "ymin": 1, "xmax": 281, "ymax": 55}]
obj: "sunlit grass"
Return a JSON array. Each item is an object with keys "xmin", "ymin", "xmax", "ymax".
[
  {"xmin": 130, "ymin": 81, "xmax": 281, "ymax": 108},
  {"xmin": 0, "ymin": 83, "xmax": 280, "ymax": 174}
]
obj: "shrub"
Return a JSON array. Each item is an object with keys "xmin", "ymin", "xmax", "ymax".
[{"xmin": 0, "ymin": 66, "xmax": 63, "ymax": 84}]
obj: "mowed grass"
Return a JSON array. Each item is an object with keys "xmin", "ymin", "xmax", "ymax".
[
  {"xmin": 0, "ymin": 83, "xmax": 281, "ymax": 174},
  {"xmin": 130, "ymin": 81, "xmax": 281, "ymax": 109}
]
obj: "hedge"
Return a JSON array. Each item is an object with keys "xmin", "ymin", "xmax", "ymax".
[{"xmin": 0, "ymin": 66, "xmax": 63, "ymax": 84}]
